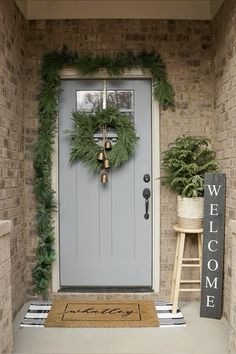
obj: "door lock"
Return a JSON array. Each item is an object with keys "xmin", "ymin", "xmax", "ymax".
[{"xmin": 143, "ymin": 174, "xmax": 150, "ymax": 183}]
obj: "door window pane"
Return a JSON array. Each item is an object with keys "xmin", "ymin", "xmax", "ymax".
[
  {"xmin": 107, "ymin": 90, "xmax": 134, "ymax": 110},
  {"xmin": 76, "ymin": 91, "xmax": 103, "ymax": 112}
]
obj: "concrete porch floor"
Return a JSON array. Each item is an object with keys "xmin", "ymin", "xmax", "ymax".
[{"xmin": 13, "ymin": 301, "xmax": 230, "ymax": 354}]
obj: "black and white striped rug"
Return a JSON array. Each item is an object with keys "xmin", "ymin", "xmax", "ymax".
[{"xmin": 20, "ymin": 301, "xmax": 186, "ymax": 328}]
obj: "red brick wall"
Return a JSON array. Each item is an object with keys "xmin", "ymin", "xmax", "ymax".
[
  {"xmin": 24, "ymin": 19, "xmax": 214, "ymax": 300},
  {"xmin": 0, "ymin": 0, "xmax": 26, "ymax": 316}
]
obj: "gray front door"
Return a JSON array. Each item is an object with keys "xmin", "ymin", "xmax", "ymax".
[{"xmin": 59, "ymin": 79, "xmax": 152, "ymax": 288}]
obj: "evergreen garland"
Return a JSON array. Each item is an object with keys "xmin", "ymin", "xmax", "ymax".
[{"xmin": 32, "ymin": 47, "xmax": 174, "ymax": 296}]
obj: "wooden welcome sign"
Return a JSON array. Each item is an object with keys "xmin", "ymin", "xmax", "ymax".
[{"xmin": 200, "ymin": 173, "xmax": 226, "ymax": 319}]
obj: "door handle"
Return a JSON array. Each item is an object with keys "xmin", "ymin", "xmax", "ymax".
[{"xmin": 143, "ymin": 188, "xmax": 151, "ymax": 220}]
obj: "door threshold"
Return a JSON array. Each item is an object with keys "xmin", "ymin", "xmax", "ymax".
[{"xmin": 59, "ymin": 287, "xmax": 154, "ymax": 293}]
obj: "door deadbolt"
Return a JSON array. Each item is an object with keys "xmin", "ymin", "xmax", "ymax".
[{"xmin": 143, "ymin": 174, "xmax": 150, "ymax": 183}]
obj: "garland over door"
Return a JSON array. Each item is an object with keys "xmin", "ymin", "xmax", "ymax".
[{"xmin": 59, "ymin": 79, "xmax": 152, "ymax": 288}]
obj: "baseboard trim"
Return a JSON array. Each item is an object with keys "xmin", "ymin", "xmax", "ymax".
[{"xmin": 59, "ymin": 286, "xmax": 153, "ymax": 293}]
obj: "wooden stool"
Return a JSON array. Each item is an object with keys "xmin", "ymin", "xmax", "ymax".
[{"xmin": 170, "ymin": 224, "xmax": 203, "ymax": 314}]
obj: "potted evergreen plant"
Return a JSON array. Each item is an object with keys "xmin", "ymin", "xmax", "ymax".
[{"xmin": 162, "ymin": 136, "xmax": 218, "ymax": 228}]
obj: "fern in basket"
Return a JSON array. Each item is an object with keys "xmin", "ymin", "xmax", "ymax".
[{"xmin": 162, "ymin": 136, "xmax": 218, "ymax": 197}]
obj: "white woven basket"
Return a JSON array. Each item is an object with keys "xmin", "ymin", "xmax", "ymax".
[{"xmin": 177, "ymin": 196, "xmax": 203, "ymax": 229}]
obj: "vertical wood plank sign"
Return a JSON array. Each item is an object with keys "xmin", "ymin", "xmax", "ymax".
[{"xmin": 200, "ymin": 173, "xmax": 226, "ymax": 319}]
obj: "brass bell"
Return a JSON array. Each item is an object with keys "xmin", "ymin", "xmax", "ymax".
[
  {"xmin": 101, "ymin": 172, "xmax": 108, "ymax": 184},
  {"xmin": 103, "ymin": 159, "xmax": 110, "ymax": 169},
  {"xmin": 97, "ymin": 151, "xmax": 105, "ymax": 161},
  {"xmin": 104, "ymin": 140, "xmax": 112, "ymax": 151}
]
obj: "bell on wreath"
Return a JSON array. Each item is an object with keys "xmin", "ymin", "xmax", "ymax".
[
  {"xmin": 104, "ymin": 140, "xmax": 112, "ymax": 151},
  {"xmin": 100, "ymin": 171, "xmax": 108, "ymax": 184},
  {"xmin": 103, "ymin": 158, "xmax": 110, "ymax": 169},
  {"xmin": 97, "ymin": 151, "xmax": 105, "ymax": 161}
]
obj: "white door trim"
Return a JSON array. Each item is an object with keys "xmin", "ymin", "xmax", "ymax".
[{"xmin": 52, "ymin": 68, "xmax": 160, "ymax": 293}]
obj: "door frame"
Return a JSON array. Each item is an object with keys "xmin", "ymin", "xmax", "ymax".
[{"xmin": 52, "ymin": 68, "xmax": 160, "ymax": 293}]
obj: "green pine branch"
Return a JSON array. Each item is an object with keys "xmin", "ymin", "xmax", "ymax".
[{"xmin": 162, "ymin": 136, "xmax": 218, "ymax": 197}]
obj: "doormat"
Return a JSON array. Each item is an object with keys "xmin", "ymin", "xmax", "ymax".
[
  {"xmin": 20, "ymin": 301, "xmax": 186, "ymax": 328},
  {"xmin": 44, "ymin": 300, "xmax": 159, "ymax": 328}
]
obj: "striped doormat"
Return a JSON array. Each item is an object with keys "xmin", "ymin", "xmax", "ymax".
[{"xmin": 20, "ymin": 301, "xmax": 186, "ymax": 328}]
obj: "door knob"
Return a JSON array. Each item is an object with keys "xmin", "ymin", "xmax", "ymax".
[{"xmin": 143, "ymin": 188, "xmax": 151, "ymax": 220}]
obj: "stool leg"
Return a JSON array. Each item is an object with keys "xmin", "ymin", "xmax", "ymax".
[
  {"xmin": 198, "ymin": 233, "xmax": 203, "ymax": 283},
  {"xmin": 170, "ymin": 233, "xmax": 180, "ymax": 302},
  {"xmin": 172, "ymin": 232, "xmax": 185, "ymax": 314}
]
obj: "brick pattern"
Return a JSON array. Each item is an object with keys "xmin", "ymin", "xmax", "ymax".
[
  {"xmin": 213, "ymin": 0, "xmax": 236, "ymax": 329},
  {"xmin": 0, "ymin": 0, "xmax": 26, "ymax": 316},
  {"xmin": 0, "ymin": 221, "xmax": 12, "ymax": 354},
  {"xmin": 24, "ymin": 19, "xmax": 214, "ymax": 301},
  {"xmin": 230, "ymin": 223, "xmax": 236, "ymax": 353}
]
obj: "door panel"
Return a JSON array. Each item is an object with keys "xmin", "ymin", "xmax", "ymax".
[{"xmin": 59, "ymin": 79, "xmax": 152, "ymax": 287}]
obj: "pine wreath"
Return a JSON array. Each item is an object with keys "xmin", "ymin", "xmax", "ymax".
[{"xmin": 67, "ymin": 107, "xmax": 138, "ymax": 174}]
